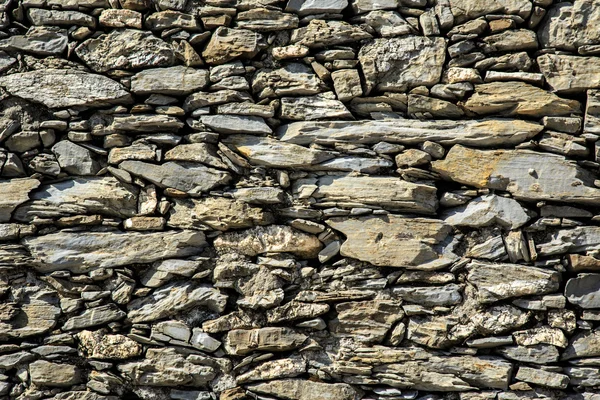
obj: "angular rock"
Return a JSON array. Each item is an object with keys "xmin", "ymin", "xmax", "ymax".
[
  {"xmin": 236, "ymin": 356, "xmax": 306, "ymax": 383},
  {"xmin": 432, "ymin": 145, "xmax": 600, "ymax": 205},
  {"xmin": 0, "ymin": 26, "xmax": 67, "ymax": 56},
  {"xmin": 119, "ymin": 161, "xmax": 231, "ymax": 195},
  {"xmin": 563, "ymin": 329, "xmax": 600, "ymax": 360},
  {"xmin": 290, "ymin": 19, "xmax": 371, "ymax": 48},
  {"xmin": 168, "ymin": 197, "xmax": 274, "ymax": 231},
  {"xmin": 314, "ymin": 175, "xmax": 438, "ymax": 213},
  {"xmin": 140, "ymin": 259, "xmax": 199, "ymax": 288},
  {"xmin": 537, "ymin": 226, "xmax": 600, "ymax": 256},
  {"xmin": 130, "ymin": 66, "xmax": 209, "ymax": 95},
  {"xmin": 90, "ymin": 114, "xmax": 184, "ymax": 135},
  {"xmin": 330, "ymin": 300, "xmax": 403, "ymax": 343},
  {"xmin": 0, "ymin": 178, "xmax": 40, "ymax": 222},
  {"xmin": 145, "ymin": 10, "xmax": 201, "ymax": 31},
  {"xmin": 164, "ymin": 143, "xmax": 226, "ymax": 168},
  {"xmin": 99, "ymin": 9, "xmax": 142, "ymax": 28},
  {"xmin": 248, "ymin": 379, "xmax": 359, "ymax": 400},
  {"xmin": 77, "ymin": 330, "xmax": 142, "ymax": 360},
  {"xmin": 63, "ymin": 304, "xmax": 126, "ymax": 331},
  {"xmin": 515, "ymin": 366, "xmax": 569, "ymax": 389},
  {"xmin": 214, "ymin": 225, "xmax": 322, "ymax": 258},
  {"xmin": 201, "ymin": 115, "xmax": 272, "ymax": 135},
  {"xmin": 286, "ymin": 0, "xmax": 349, "ymax": 16},
  {"xmin": 14, "ymin": 177, "xmax": 138, "ymax": 222},
  {"xmin": 24, "ymin": 229, "xmax": 206, "ymax": 273},
  {"xmin": 127, "ymin": 282, "xmax": 227, "ymax": 323},
  {"xmin": 442, "ymin": 194, "xmax": 531, "ymax": 230},
  {"xmin": 566, "ymin": 274, "xmax": 600, "ymax": 308},
  {"xmin": 497, "ymin": 344, "xmax": 560, "ymax": 364},
  {"xmin": 392, "ymin": 284, "xmax": 462, "ymax": 306},
  {"xmin": 359, "ymin": 36, "xmax": 446, "ymax": 93},
  {"xmin": 0, "ymin": 69, "xmax": 131, "ymax": 109},
  {"xmin": 278, "ymin": 118, "xmax": 542, "ymax": 146},
  {"xmin": 202, "ymin": 27, "xmax": 263, "ymax": 65},
  {"xmin": 52, "ymin": 141, "xmax": 101, "ymax": 176},
  {"xmin": 482, "ymin": 29, "xmax": 538, "ymax": 53},
  {"xmin": 513, "ymin": 326, "xmax": 568, "ymax": 348},
  {"xmin": 224, "ymin": 328, "xmax": 307, "ymax": 355},
  {"xmin": 236, "ymin": 8, "xmax": 299, "ymax": 31},
  {"xmin": 280, "ymin": 95, "xmax": 352, "ymax": 120},
  {"xmin": 538, "ymin": 1, "xmax": 600, "ymax": 51},
  {"xmin": 27, "ymin": 8, "xmax": 95, "ymax": 27},
  {"xmin": 328, "ymin": 215, "xmax": 457, "ymax": 270},
  {"xmin": 266, "ymin": 301, "xmax": 330, "ymax": 324},
  {"xmin": 462, "ymin": 82, "xmax": 581, "ymax": 117},
  {"xmin": 252, "ymin": 63, "xmax": 325, "ymax": 98},
  {"xmin": 75, "ymin": 29, "xmax": 175, "ymax": 73},
  {"xmin": 538, "ymin": 54, "xmax": 600, "ymax": 93},
  {"xmin": 29, "ymin": 360, "xmax": 80, "ymax": 387},
  {"xmin": 449, "ymin": 0, "xmax": 532, "ymax": 24},
  {"xmin": 466, "ymin": 261, "xmax": 560, "ymax": 304}
]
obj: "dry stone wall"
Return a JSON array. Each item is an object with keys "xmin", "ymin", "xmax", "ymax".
[{"xmin": 0, "ymin": 0, "xmax": 600, "ymax": 399}]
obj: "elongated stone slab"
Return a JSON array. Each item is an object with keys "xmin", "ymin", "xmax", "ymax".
[
  {"xmin": 248, "ymin": 379, "xmax": 359, "ymax": 400},
  {"xmin": 314, "ymin": 175, "xmax": 437, "ymax": 214},
  {"xmin": 277, "ymin": 118, "xmax": 542, "ymax": 146},
  {"xmin": 23, "ymin": 229, "xmax": 206, "ymax": 273},
  {"xmin": 130, "ymin": 66, "xmax": 209, "ymax": 95},
  {"xmin": 327, "ymin": 215, "xmax": 457, "ymax": 270},
  {"xmin": 538, "ymin": 226, "xmax": 600, "ymax": 256},
  {"xmin": 0, "ymin": 69, "xmax": 132, "ymax": 108},
  {"xmin": 432, "ymin": 145, "xmax": 600, "ymax": 205}
]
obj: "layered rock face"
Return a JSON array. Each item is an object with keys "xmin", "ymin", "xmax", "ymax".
[{"xmin": 0, "ymin": 0, "xmax": 599, "ymax": 399}]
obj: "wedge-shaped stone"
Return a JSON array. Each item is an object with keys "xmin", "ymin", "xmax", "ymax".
[
  {"xmin": 130, "ymin": 66, "xmax": 209, "ymax": 95},
  {"xmin": 562, "ymin": 329, "xmax": 600, "ymax": 360},
  {"xmin": 462, "ymin": 82, "xmax": 581, "ymax": 117},
  {"xmin": 328, "ymin": 215, "xmax": 457, "ymax": 270},
  {"xmin": 329, "ymin": 300, "xmax": 403, "ymax": 343},
  {"xmin": 565, "ymin": 274, "xmax": 600, "ymax": 309},
  {"xmin": 290, "ymin": 19, "xmax": 371, "ymax": 48},
  {"xmin": 278, "ymin": 118, "xmax": 542, "ymax": 146},
  {"xmin": 248, "ymin": 379, "xmax": 359, "ymax": 400},
  {"xmin": 127, "ymin": 282, "xmax": 227, "ymax": 323},
  {"xmin": 449, "ymin": 0, "xmax": 532, "ymax": 24},
  {"xmin": 223, "ymin": 135, "xmax": 335, "ymax": 168},
  {"xmin": 119, "ymin": 161, "xmax": 231, "ymax": 194},
  {"xmin": 75, "ymin": 29, "xmax": 175, "ymax": 73},
  {"xmin": 442, "ymin": 194, "xmax": 530, "ymax": 230},
  {"xmin": 315, "ymin": 175, "xmax": 437, "ymax": 213},
  {"xmin": 432, "ymin": 145, "xmax": 600, "ymax": 205},
  {"xmin": 538, "ymin": 0, "xmax": 600, "ymax": 51},
  {"xmin": 359, "ymin": 36, "xmax": 446, "ymax": 93},
  {"xmin": 214, "ymin": 225, "xmax": 322, "ymax": 258},
  {"xmin": 13, "ymin": 177, "xmax": 138, "ymax": 222},
  {"xmin": 538, "ymin": 54, "xmax": 600, "ymax": 93},
  {"xmin": 0, "ymin": 69, "xmax": 132, "ymax": 109},
  {"xmin": 24, "ymin": 229, "xmax": 206, "ymax": 273},
  {"xmin": 224, "ymin": 328, "xmax": 307, "ymax": 355},
  {"xmin": 168, "ymin": 197, "xmax": 274, "ymax": 231},
  {"xmin": 537, "ymin": 226, "xmax": 600, "ymax": 256},
  {"xmin": 466, "ymin": 261, "xmax": 560, "ymax": 304}
]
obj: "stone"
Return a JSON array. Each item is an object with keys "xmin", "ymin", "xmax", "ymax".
[
  {"xmin": 0, "ymin": 69, "xmax": 131, "ymax": 109},
  {"xmin": 513, "ymin": 326, "xmax": 568, "ymax": 348},
  {"xmin": 563, "ymin": 329, "xmax": 600, "ymax": 360},
  {"xmin": 359, "ymin": 36, "xmax": 446, "ymax": 93},
  {"xmin": 24, "ymin": 229, "xmax": 206, "ymax": 273},
  {"xmin": 130, "ymin": 66, "xmax": 209, "ymax": 95},
  {"xmin": 237, "ymin": 8, "xmax": 299, "ymax": 31},
  {"xmin": 314, "ymin": 175, "xmax": 438, "ymax": 213},
  {"xmin": 99, "ymin": 9, "xmax": 142, "ymax": 28},
  {"xmin": 290, "ymin": 19, "xmax": 371, "ymax": 49},
  {"xmin": 140, "ymin": 259, "xmax": 199, "ymax": 288},
  {"xmin": 0, "ymin": 178, "xmax": 40, "ymax": 222},
  {"xmin": 63, "ymin": 304, "xmax": 126, "ymax": 331},
  {"xmin": 201, "ymin": 115, "xmax": 272, "ymax": 135},
  {"xmin": 328, "ymin": 215, "xmax": 458, "ymax": 270},
  {"xmin": 568, "ymin": 254, "xmax": 600, "ymax": 272},
  {"xmin": 127, "ymin": 282, "xmax": 227, "ymax": 323},
  {"xmin": 392, "ymin": 284, "xmax": 462, "ymax": 306},
  {"xmin": 432, "ymin": 145, "xmax": 600, "ymax": 205},
  {"xmin": 0, "ymin": 352, "xmax": 35, "ymax": 369},
  {"xmin": 29, "ymin": 360, "xmax": 80, "ymax": 387},
  {"xmin": 0, "ymin": 26, "xmax": 67, "ymax": 56},
  {"xmin": 538, "ymin": 54, "xmax": 600, "ymax": 93},
  {"xmin": 461, "ymin": 82, "xmax": 581, "ymax": 117},
  {"xmin": 515, "ymin": 366, "xmax": 569, "ymax": 389},
  {"xmin": 27, "ymin": 8, "xmax": 95, "ymax": 27},
  {"xmin": 442, "ymin": 194, "xmax": 531, "ymax": 230},
  {"xmin": 330, "ymin": 300, "xmax": 403, "ymax": 343},
  {"xmin": 449, "ymin": 0, "xmax": 533, "ymax": 24},
  {"xmin": 145, "ymin": 10, "xmax": 201, "ymax": 31},
  {"xmin": 119, "ymin": 161, "xmax": 231, "ymax": 195},
  {"xmin": 537, "ymin": 226, "xmax": 600, "ymax": 256},
  {"xmin": 280, "ymin": 95, "xmax": 352, "ymax": 120},
  {"xmin": 286, "ymin": 0, "xmax": 348, "ymax": 16},
  {"xmin": 91, "ymin": 113, "xmax": 184, "ymax": 135},
  {"xmin": 566, "ymin": 274, "xmax": 600, "ymax": 309},
  {"xmin": 214, "ymin": 225, "xmax": 322, "ymax": 258},
  {"xmin": 168, "ymin": 197, "xmax": 274, "ymax": 231},
  {"xmin": 363, "ymin": 10, "xmax": 414, "ymax": 37},
  {"xmin": 248, "ymin": 379, "xmax": 359, "ymax": 400},
  {"xmin": 538, "ymin": 0, "xmax": 600, "ymax": 51},
  {"xmin": 408, "ymin": 94, "xmax": 465, "ymax": 118},
  {"xmin": 278, "ymin": 118, "xmax": 542, "ymax": 146},
  {"xmin": 202, "ymin": 27, "xmax": 263, "ymax": 65},
  {"xmin": 585, "ymin": 90, "xmax": 600, "ymax": 135},
  {"xmin": 224, "ymin": 328, "xmax": 307, "ymax": 355},
  {"xmin": 77, "ymin": 330, "xmax": 142, "ymax": 359},
  {"xmin": 266, "ymin": 301, "xmax": 330, "ymax": 324},
  {"xmin": 497, "ymin": 344, "xmax": 560, "ymax": 364},
  {"xmin": 13, "ymin": 177, "xmax": 138, "ymax": 222},
  {"xmin": 351, "ymin": 0, "xmax": 398, "ymax": 14},
  {"xmin": 482, "ymin": 29, "xmax": 538, "ymax": 53},
  {"xmin": 466, "ymin": 261, "xmax": 560, "ymax": 304},
  {"xmin": 52, "ymin": 141, "xmax": 101, "ymax": 176},
  {"xmin": 236, "ymin": 356, "xmax": 306, "ymax": 383},
  {"xmin": 331, "ymin": 69, "xmax": 363, "ymax": 102},
  {"xmin": 252, "ymin": 63, "xmax": 325, "ymax": 98},
  {"xmin": 75, "ymin": 29, "xmax": 175, "ymax": 73}
]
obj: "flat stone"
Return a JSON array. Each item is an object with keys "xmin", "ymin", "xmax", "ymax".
[
  {"xmin": 442, "ymin": 194, "xmax": 531, "ymax": 230},
  {"xmin": 351, "ymin": 0, "xmax": 398, "ymax": 14},
  {"xmin": 27, "ymin": 8, "xmax": 95, "ymax": 27},
  {"xmin": 461, "ymin": 82, "xmax": 581, "ymax": 117},
  {"xmin": 224, "ymin": 328, "xmax": 307, "ymax": 355},
  {"xmin": 202, "ymin": 27, "xmax": 263, "ymax": 65},
  {"xmin": 201, "ymin": 115, "xmax": 272, "ymax": 135},
  {"xmin": 286, "ymin": 0, "xmax": 348, "ymax": 16},
  {"xmin": 0, "ymin": 69, "xmax": 131, "ymax": 109},
  {"xmin": 119, "ymin": 161, "xmax": 231, "ymax": 194},
  {"xmin": 266, "ymin": 301, "xmax": 330, "ymax": 324},
  {"xmin": 90, "ymin": 114, "xmax": 184, "ymax": 135},
  {"xmin": 24, "ymin": 229, "xmax": 206, "ymax": 273},
  {"xmin": 329, "ymin": 300, "xmax": 403, "ymax": 343},
  {"xmin": 29, "ymin": 360, "xmax": 80, "ymax": 387},
  {"xmin": 482, "ymin": 29, "xmax": 538, "ymax": 53},
  {"xmin": 214, "ymin": 225, "xmax": 322, "ymax": 258},
  {"xmin": 280, "ymin": 95, "xmax": 352, "ymax": 120},
  {"xmin": 52, "ymin": 141, "xmax": 101, "ymax": 176},
  {"xmin": 168, "ymin": 197, "xmax": 274, "ymax": 231},
  {"xmin": 14, "ymin": 177, "xmax": 138, "ymax": 222},
  {"xmin": 449, "ymin": 0, "xmax": 532, "ymax": 24},
  {"xmin": 392, "ymin": 284, "xmax": 462, "ymax": 306},
  {"xmin": 76, "ymin": 29, "xmax": 175, "ymax": 73},
  {"xmin": 568, "ymin": 254, "xmax": 600, "ymax": 272},
  {"xmin": 538, "ymin": 0, "xmax": 600, "ymax": 51},
  {"xmin": 314, "ymin": 175, "xmax": 437, "ymax": 213},
  {"xmin": 515, "ymin": 366, "xmax": 569, "ymax": 389},
  {"xmin": 497, "ymin": 344, "xmax": 560, "ymax": 364},
  {"xmin": 538, "ymin": 54, "xmax": 600, "ymax": 93},
  {"xmin": 127, "ymin": 282, "xmax": 227, "ymax": 323},
  {"xmin": 585, "ymin": 89, "xmax": 600, "ymax": 135},
  {"xmin": 252, "ymin": 63, "xmax": 325, "ymax": 98},
  {"xmin": 328, "ymin": 215, "xmax": 457, "ymax": 270},
  {"xmin": 236, "ymin": 8, "xmax": 299, "ymax": 31},
  {"xmin": 145, "ymin": 10, "xmax": 201, "ymax": 31},
  {"xmin": 0, "ymin": 26, "xmax": 67, "ymax": 56},
  {"xmin": 236, "ymin": 356, "xmax": 306, "ymax": 384},
  {"xmin": 99, "ymin": 9, "xmax": 142, "ymax": 28},
  {"xmin": 513, "ymin": 326, "xmax": 568, "ymax": 348},
  {"xmin": 164, "ymin": 143, "xmax": 226, "ymax": 168},
  {"xmin": 466, "ymin": 261, "xmax": 560, "ymax": 304},
  {"xmin": 290, "ymin": 19, "xmax": 371, "ymax": 49},
  {"xmin": 0, "ymin": 178, "xmax": 40, "ymax": 222},
  {"xmin": 248, "ymin": 379, "xmax": 359, "ymax": 400},
  {"xmin": 63, "ymin": 304, "xmax": 126, "ymax": 331},
  {"xmin": 77, "ymin": 330, "xmax": 142, "ymax": 360},
  {"xmin": 278, "ymin": 118, "xmax": 542, "ymax": 146},
  {"xmin": 563, "ymin": 329, "xmax": 600, "ymax": 360},
  {"xmin": 359, "ymin": 36, "xmax": 446, "ymax": 93},
  {"xmin": 537, "ymin": 226, "xmax": 600, "ymax": 256},
  {"xmin": 432, "ymin": 145, "xmax": 600, "ymax": 205},
  {"xmin": 140, "ymin": 259, "xmax": 199, "ymax": 288},
  {"xmin": 130, "ymin": 66, "xmax": 209, "ymax": 95},
  {"xmin": 332, "ymin": 69, "xmax": 363, "ymax": 102},
  {"xmin": 566, "ymin": 274, "xmax": 600, "ymax": 308}
]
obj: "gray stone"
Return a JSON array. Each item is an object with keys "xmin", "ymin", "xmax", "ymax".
[
  {"xmin": 290, "ymin": 19, "xmax": 371, "ymax": 49},
  {"xmin": 252, "ymin": 63, "xmax": 325, "ymax": 98},
  {"xmin": 90, "ymin": 114, "xmax": 184, "ymax": 135},
  {"xmin": 392, "ymin": 284, "xmax": 462, "ymax": 306},
  {"xmin": 201, "ymin": 115, "xmax": 272, "ymax": 135},
  {"xmin": 566, "ymin": 274, "xmax": 600, "ymax": 309},
  {"xmin": 63, "ymin": 304, "xmax": 126, "ymax": 331},
  {"xmin": 140, "ymin": 259, "xmax": 199, "ymax": 288},
  {"xmin": 130, "ymin": 66, "xmax": 209, "ymax": 95},
  {"xmin": 145, "ymin": 10, "xmax": 201, "ymax": 31},
  {"xmin": 442, "ymin": 194, "xmax": 531, "ymax": 230},
  {"xmin": 266, "ymin": 301, "xmax": 330, "ymax": 324},
  {"xmin": 449, "ymin": 0, "xmax": 532, "ymax": 24},
  {"xmin": 27, "ymin": 8, "xmax": 95, "ymax": 27},
  {"xmin": 330, "ymin": 300, "xmax": 403, "ymax": 343},
  {"xmin": 0, "ymin": 26, "xmax": 67, "ymax": 56},
  {"xmin": 286, "ymin": 0, "xmax": 349, "ymax": 16},
  {"xmin": 52, "ymin": 141, "xmax": 101, "ymax": 176},
  {"xmin": 515, "ymin": 366, "xmax": 569, "ymax": 389},
  {"xmin": 351, "ymin": 0, "xmax": 398, "ymax": 14},
  {"xmin": 280, "ymin": 95, "xmax": 352, "ymax": 120},
  {"xmin": 497, "ymin": 344, "xmax": 560, "ymax": 364},
  {"xmin": 29, "ymin": 360, "xmax": 81, "ymax": 387},
  {"xmin": 236, "ymin": 8, "xmax": 299, "ymax": 31}
]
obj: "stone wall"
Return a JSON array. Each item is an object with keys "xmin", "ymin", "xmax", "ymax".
[{"xmin": 0, "ymin": 0, "xmax": 599, "ymax": 398}]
